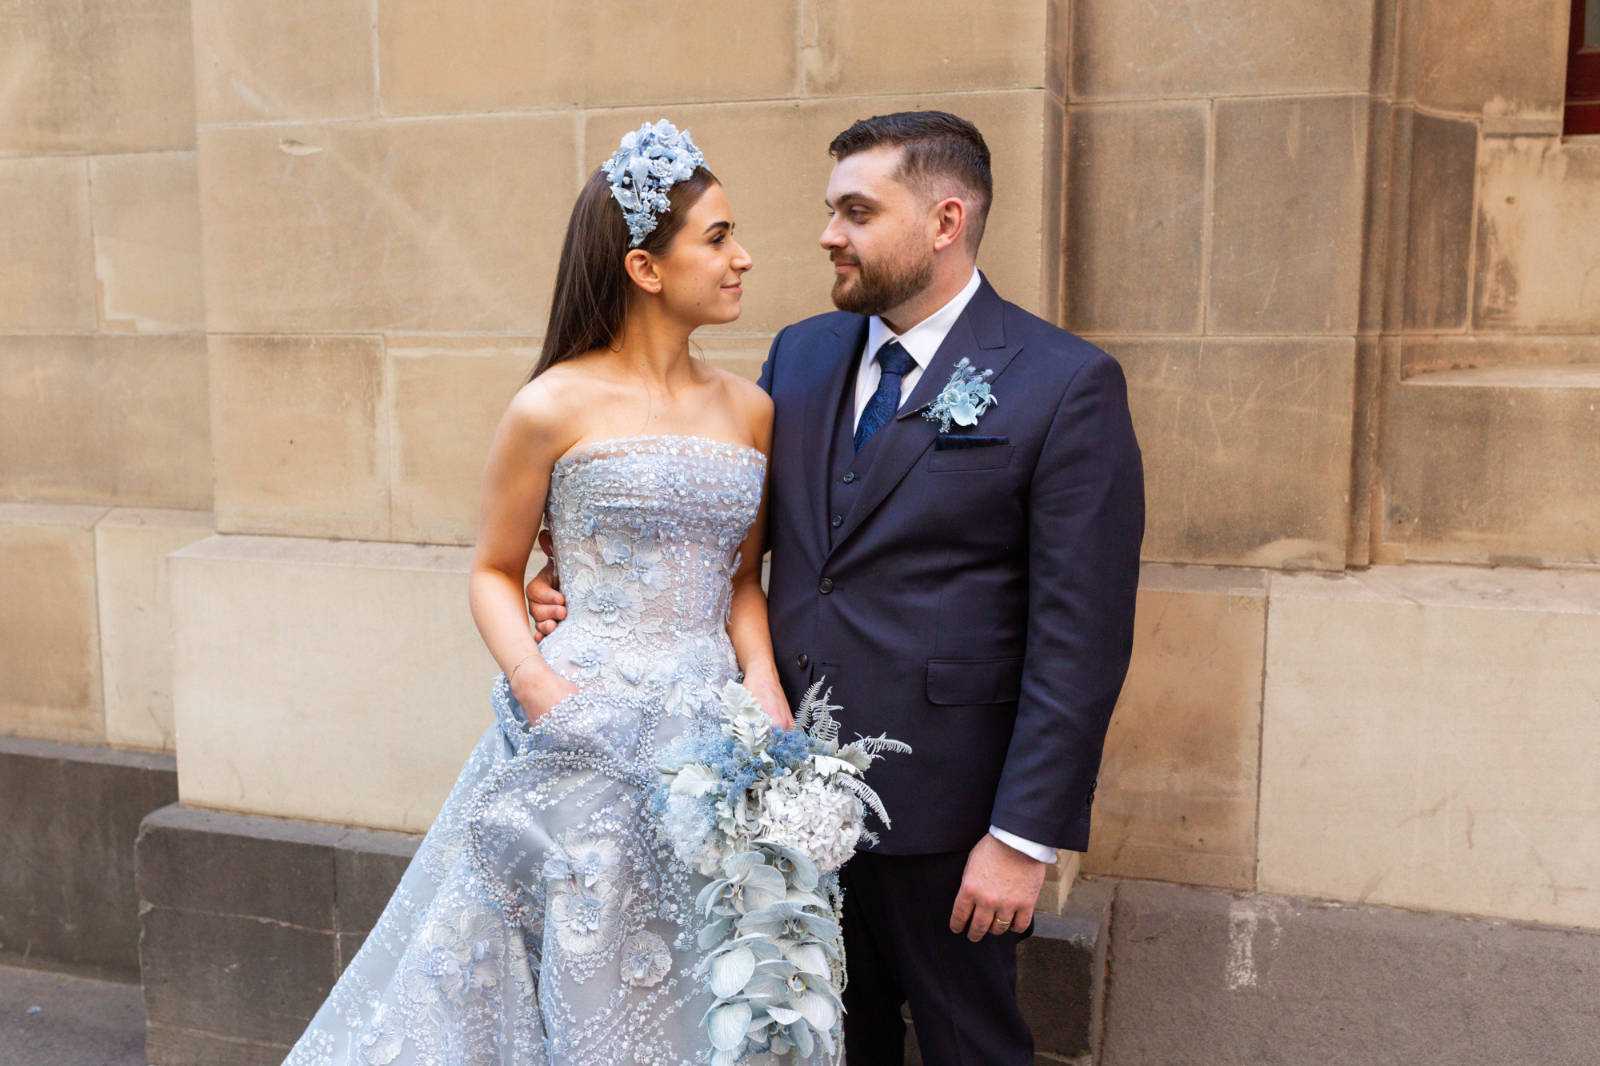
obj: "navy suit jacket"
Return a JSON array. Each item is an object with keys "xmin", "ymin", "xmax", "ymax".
[{"xmin": 757, "ymin": 274, "xmax": 1144, "ymax": 855}]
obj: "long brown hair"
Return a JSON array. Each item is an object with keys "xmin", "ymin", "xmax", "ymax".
[{"xmin": 529, "ymin": 165, "xmax": 719, "ymax": 380}]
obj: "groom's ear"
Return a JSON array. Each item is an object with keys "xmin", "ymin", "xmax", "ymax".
[
  {"xmin": 930, "ymin": 195, "xmax": 968, "ymax": 253},
  {"xmin": 623, "ymin": 248, "xmax": 663, "ymax": 294}
]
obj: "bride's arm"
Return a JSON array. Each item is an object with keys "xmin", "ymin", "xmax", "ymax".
[
  {"xmin": 726, "ymin": 385, "xmax": 792, "ymax": 729},
  {"xmin": 468, "ymin": 378, "xmax": 581, "ymax": 719}
]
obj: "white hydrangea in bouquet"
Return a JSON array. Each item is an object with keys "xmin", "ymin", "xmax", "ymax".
[{"xmin": 651, "ymin": 679, "xmax": 909, "ymax": 1065}]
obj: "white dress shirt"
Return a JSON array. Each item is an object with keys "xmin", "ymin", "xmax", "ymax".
[{"xmin": 849, "ymin": 268, "xmax": 1060, "ymax": 868}]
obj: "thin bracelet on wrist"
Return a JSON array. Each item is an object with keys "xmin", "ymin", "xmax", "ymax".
[{"xmin": 508, "ymin": 652, "xmax": 539, "ymax": 687}]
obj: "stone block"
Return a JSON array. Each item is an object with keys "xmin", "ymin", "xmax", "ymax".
[
  {"xmin": 388, "ymin": 335, "xmax": 539, "ymax": 545},
  {"xmin": 88, "ymin": 151, "xmax": 205, "ymax": 332},
  {"xmin": 802, "ymin": 0, "xmax": 1050, "ymax": 96},
  {"xmin": 1019, "ymin": 878, "xmax": 1111, "ymax": 1059},
  {"xmin": 1070, "ymin": 0, "xmax": 1374, "ymax": 99},
  {"xmin": 170, "ymin": 536, "xmax": 502, "ymax": 832},
  {"xmin": 192, "ymin": 0, "xmax": 376, "ymax": 124},
  {"xmin": 144, "ymin": 1026, "xmax": 288, "ymax": 1066},
  {"xmin": 333, "ymin": 828, "xmax": 418, "ymax": 934},
  {"xmin": 586, "ymin": 90, "xmax": 1061, "ymax": 334},
  {"xmin": 1065, "ymin": 102, "xmax": 1207, "ymax": 334},
  {"xmin": 1209, "ymin": 96, "xmax": 1368, "ymax": 334},
  {"xmin": 0, "ymin": 963, "xmax": 146, "ymax": 1066},
  {"xmin": 693, "ymin": 333, "xmax": 775, "ymax": 384},
  {"xmin": 0, "ymin": 157, "xmax": 95, "ymax": 330},
  {"xmin": 198, "ymin": 114, "xmax": 578, "ymax": 333},
  {"xmin": 1358, "ymin": 101, "xmax": 1403, "ymax": 334},
  {"xmin": 1400, "ymin": 0, "xmax": 1570, "ymax": 116},
  {"xmin": 0, "ymin": 0, "xmax": 194, "ymax": 155},
  {"xmin": 1085, "ymin": 566, "xmax": 1265, "ymax": 891},
  {"xmin": 1260, "ymin": 565, "xmax": 1600, "ymax": 929},
  {"xmin": 139, "ymin": 906, "xmax": 336, "ymax": 1046},
  {"xmin": 1400, "ymin": 334, "xmax": 1600, "ymax": 376},
  {"xmin": 1379, "ymin": 367, "xmax": 1600, "ymax": 566},
  {"xmin": 1474, "ymin": 136, "xmax": 1600, "ymax": 333},
  {"xmin": 1105, "ymin": 337, "xmax": 1357, "ymax": 570},
  {"xmin": 210, "ymin": 334, "xmax": 389, "ymax": 541},
  {"xmin": 379, "ymin": 0, "xmax": 796, "ymax": 113},
  {"xmin": 95, "ymin": 509, "xmax": 213, "ymax": 752},
  {"xmin": 136, "ymin": 805, "xmax": 338, "ymax": 929},
  {"xmin": 0, "ymin": 505, "xmax": 106, "ymax": 743},
  {"xmin": 0, "ymin": 737, "xmax": 177, "ymax": 975},
  {"xmin": 1100, "ymin": 879, "xmax": 1600, "ymax": 1066},
  {"xmin": 1402, "ymin": 114, "xmax": 1477, "ymax": 331},
  {"xmin": 0, "ymin": 335, "xmax": 211, "ymax": 509}
]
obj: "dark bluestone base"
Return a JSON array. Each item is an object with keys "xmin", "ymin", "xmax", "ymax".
[
  {"xmin": 134, "ymin": 804, "xmax": 417, "ymax": 1063},
  {"xmin": 0, "ymin": 735, "xmax": 178, "ymax": 977}
]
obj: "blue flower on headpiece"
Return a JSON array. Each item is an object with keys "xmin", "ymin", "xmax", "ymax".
[{"xmin": 602, "ymin": 119, "xmax": 707, "ymax": 248}]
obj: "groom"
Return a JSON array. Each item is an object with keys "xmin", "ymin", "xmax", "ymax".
[{"xmin": 533, "ymin": 111, "xmax": 1143, "ymax": 1063}]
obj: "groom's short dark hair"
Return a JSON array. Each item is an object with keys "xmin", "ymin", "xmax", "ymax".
[{"xmin": 828, "ymin": 111, "xmax": 993, "ymax": 251}]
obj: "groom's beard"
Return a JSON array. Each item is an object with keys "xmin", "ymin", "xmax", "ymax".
[{"xmin": 830, "ymin": 249, "xmax": 935, "ymax": 316}]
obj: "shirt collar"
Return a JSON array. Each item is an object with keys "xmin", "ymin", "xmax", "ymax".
[{"xmin": 864, "ymin": 268, "xmax": 982, "ymax": 370}]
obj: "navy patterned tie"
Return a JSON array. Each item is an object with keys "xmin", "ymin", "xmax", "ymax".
[{"xmin": 854, "ymin": 340, "xmax": 917, "ymax": 452}]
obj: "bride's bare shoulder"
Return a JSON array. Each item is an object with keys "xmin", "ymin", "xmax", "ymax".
[
  {"xmin": 503, "ymin": 358, "xmax": 611, "ymax": 440},
  {"xmin": 709, "ymin": 366, "xmax": 773, "ymax": 444}
]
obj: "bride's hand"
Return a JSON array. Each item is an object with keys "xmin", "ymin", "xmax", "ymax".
[
  {"xmin": 511, "ymin": 666, "xmax": 579, "ymax": 723},
  {"xmin": 745, "ymin": 673, "xmax": 795, "ymax": 731}
]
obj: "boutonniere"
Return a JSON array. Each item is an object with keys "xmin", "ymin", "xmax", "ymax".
[{"xmin": 921, "ymin": 357, "xmax": 998, "ymax": 433}]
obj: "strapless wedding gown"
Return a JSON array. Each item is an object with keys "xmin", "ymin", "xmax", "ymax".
[{"xmin": 285, "ymin": 436, "xmax": 818, "ymax": 1065}]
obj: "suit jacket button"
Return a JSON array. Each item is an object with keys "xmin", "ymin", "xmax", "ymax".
[
  {"xmin": 841, "ymin": 472, "xmax": 857, "ymax": 484},
  {"xmin": 818, "ymin": 578, "xmax": 834, "ymax": 594},
  {"xmin": 830, "ymin": 514, "xmax": 843, "ymax": 528},
  {"xmin": 795, "ymin": 653, "xmax": 809, "ymax": 670}
]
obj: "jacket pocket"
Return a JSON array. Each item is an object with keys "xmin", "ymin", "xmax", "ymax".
[
  {"xmin": 926, "ymin": 657, "xmax": 1024, "ymax": 705},
  {"xmin": 927, "ymin": 442, "xmax": 1013, "ymax": 472}
]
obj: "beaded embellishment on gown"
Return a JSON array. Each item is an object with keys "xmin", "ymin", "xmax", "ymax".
[{"xmin": 285, "ymin": 436, "xmax": 819, "ymax": 1065}]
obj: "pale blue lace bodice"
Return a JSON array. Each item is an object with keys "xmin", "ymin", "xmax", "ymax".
[{"xmin": 286, "ymin": 435, "xmax": 813, "ymax": 1066}]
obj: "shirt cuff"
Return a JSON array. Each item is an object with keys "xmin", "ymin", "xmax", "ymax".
[{"xmin": 988, "ymin": 825, "xmax": 1058, "ymax": 864}]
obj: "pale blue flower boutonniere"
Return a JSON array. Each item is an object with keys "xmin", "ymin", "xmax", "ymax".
[{"xmin": 921, "ymin": 357, "xmax": 998, "ymax": 433}]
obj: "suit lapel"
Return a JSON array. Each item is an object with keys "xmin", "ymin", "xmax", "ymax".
[
  {"xmin": 829, "ymin": 275, "xmax": 1021, "ymax": 555},
  {"xmin": 802, "ymin": 314, "xmax": 868, "ymax": 557}
]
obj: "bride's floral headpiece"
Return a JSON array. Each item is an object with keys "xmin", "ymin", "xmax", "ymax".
[{"xmin": 602, "ymin": 119, "xmax": 707, "ymax": 248}]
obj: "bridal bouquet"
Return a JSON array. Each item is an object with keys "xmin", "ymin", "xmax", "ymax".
[{"xmin": 652, "ymin": 680, "xmax": 909, "ymax": 1065}]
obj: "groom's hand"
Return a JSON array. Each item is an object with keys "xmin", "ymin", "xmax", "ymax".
[
  {"xmin": 949, "ymin": 834, "xmax": 1048, "ymax": 942},
  {"xmin": 525, "ymin": 530, "xmax": 566, "ymax": 643}
]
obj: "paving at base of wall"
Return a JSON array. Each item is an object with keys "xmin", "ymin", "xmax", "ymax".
[{"xmin": 0, "ymin": 736, "xmax": 176, "ymax": 976}]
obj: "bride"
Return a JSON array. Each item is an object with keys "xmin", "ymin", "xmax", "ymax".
[{"xmin": 285, "ymin": 121, "xmax": 816, "ymax": 1064}]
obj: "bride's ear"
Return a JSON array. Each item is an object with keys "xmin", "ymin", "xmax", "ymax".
[{"xmin": 623, "ymin": 249, "xmax": 663, "ymax": 295}]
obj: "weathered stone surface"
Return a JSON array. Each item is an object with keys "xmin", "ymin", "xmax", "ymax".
[
  {"xmin": 588, "ymin": 91, "xmax": 1061, "ymax": 333},
  {"xmin": 380, "ymin": 0, "xmax": 796, "ymax": 113},
  {"xmin": 144, "ymin": 1026, "xmax": 288, "ymax": 1066},
  {"xmin": 802, "ymin": 0, "xmax": 1050, "ymax": 95},
  {"xmin": 0, "ymin": 963, "xmax": 146, "ymax": 1066},
  {"xmin": 1100, "ymin": 879, "xmax": 1600, "ymax": 1066},
  {"xmin": 0, "ymin": 0, "xmax": 194, "ymax": 155},
  {"xmin": 170, "ymin": 536, "xmax": 502, "ymax": 833},
  {"xmin": 1020, "ymin": 878, "xmax": 1111, "ymax": 1059},
  {"xmin": 192, "ymin": 0, "xmax": 376, "ymax": 124},
  {"xmin": 693, "ymin": 333, "xmax": 775, "ymax": 384},
  {"xmin": 1380, "ymin": 367, "xmax": 1600, "ymax": 566},
  {"xmin": 140, "ymin": 906, "xmax": 336, "ymax": 1046},
  {"xmin": 1209, "ymin": 96, "xmax": 1368, "ymax": 334},
  {"xmin": 334, "ymin": 828, "xmax": 419, "ymax": 934},
  {"xmin": 88, "ymin": 151, "xmax": 205, "ymax": 332},
  {"xmin": 0, "ymin": 335, "xmax": 211, "ymax": 509},
  {"xmin": 136, "ymin": 806, "xmax": 337, "ymax": 929},
  {"xmin": 1402, "ymin": 114, "xmax": 1477, "ymax": 330},
  {"xmin": 1474, "ymin": 136, "xmax": 1600, "ymax": 333},
  {"xmin": 210, "ymin": 334, "xmax": 388, "ymax": 541},
  {"xmin": 1065, "ymin": 102, "xmax": 1207, "ymax": 334},
  {"xmin": 0, "ymin": 737, "xmax": 177, "ymax": 975},
  {"xmin": 1070, "ymin": 0, "xmax": 1374, "ymax": 99},
  {"xmin": 1260, "ymin": 566, "xmax": 1600, "ymax": 929},
  {"xmin": 95, "ymin": 509, "xmax": 213, "ymax": 752},
  {"xmin": 0, "ymin": 505, "xmax": 105, "ymax": 743},
  {"xmin": 1399, "ymin": 0, "xmax": 1569, "ymax": 116},
  {"xmin": 1400, "ymin": 334, "xmax": 1600, "ymax": 375},
  {"xmin": 198, "ymin": 115, "xmax": 578, "ymax": 333},
  {"xmin": 1085, "ymin": 566, "xmax": 1265, "ymax": 891},
  {"xmin": 389, "ymin": 336, "xmax": 538, "ymax": 545},
  {"xmin": 0, "ymin": 157, "xmax": 95, "ymax": 330},
  {"xmin": 1104, "ymin": 337, "xmax": 1357, "ymax": 570}
]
